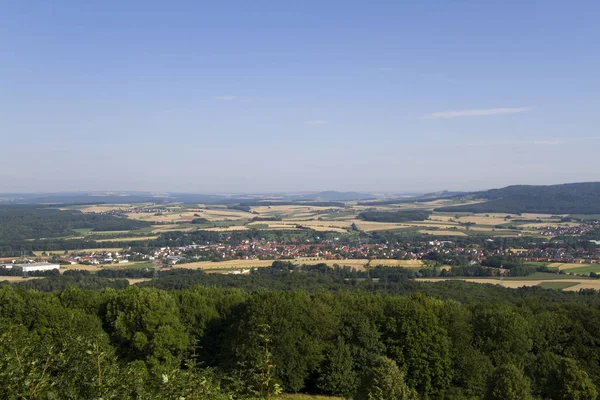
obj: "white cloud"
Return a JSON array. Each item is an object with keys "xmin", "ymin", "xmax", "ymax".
[
  {"xmin": 304, "ymin": 120, "xmax": 328, "ymax": 125},
  {"xmin": 469, "ymin": 137, "xmax": 600, "ymax": 147},
  {"xmin": 215, "ymin": 95, "xmax": 238, "ymax": 101},
  {"xmin": 423, "ymin": 107, "xmax": 531, "ymax": 119},
  {"xmin": 215, "ymin": 95, "xmax": 287, "ymax": 102}
]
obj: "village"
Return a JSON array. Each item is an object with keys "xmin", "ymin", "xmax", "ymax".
[{"xmin": 3, "ymin": 233, "xmax": 599, "ymax": 274}]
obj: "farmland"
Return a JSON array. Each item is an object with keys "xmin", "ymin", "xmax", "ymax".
[
  {"xmin": 415, "ymin": 270, "xmax": 600, "ymax": 291},
  {"xmin": 54, "ymin": 200, "xmax": 592, "ymax": 241}
]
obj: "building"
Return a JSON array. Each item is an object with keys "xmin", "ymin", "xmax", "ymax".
[
  {"xmin": 12, "ymin": 262, "xmax": 60, "ymax": 273},
  {"xmin": 166, "ymin": 256, "xmax": 185, "ymax": 264}
]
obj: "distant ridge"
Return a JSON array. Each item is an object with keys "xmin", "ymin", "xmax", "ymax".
[{"xmin": 434, "ymin": 182, "xmax": 600, "ymax": 214}]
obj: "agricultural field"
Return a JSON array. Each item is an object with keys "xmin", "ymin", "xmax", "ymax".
[
  {"xmin": 52, "ymin": 200, "xmax": 592, "ymax": 240},
  {"xmin": 550, "ymin": 263, "xmax": 600, "ymax": 275},
  {"xmin": 416, "ymin": 272, "xmax": 600, "ymax": 291},
  {"xmin": 34, "ymin": 248, "xmax": 124, "ymax": 256},
  {"xmin": 97, "ymin": 236, "xmax": 159, "ymax": 242},
  {"xmin": 172, "ymin": 258, "xmax": 424, "ymax": 272}
]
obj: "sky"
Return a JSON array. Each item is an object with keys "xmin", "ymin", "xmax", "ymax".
[{"xmin": 1, "ymin": 1, "xmax": 599, "ymax": 194}]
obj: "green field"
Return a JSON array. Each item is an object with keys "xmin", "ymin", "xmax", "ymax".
[
  {"xmin": 537, "ymin": 281, "xmax": 580, "ymax": 290},
  {"xmin": 562, "ymin": 264, "xmax": 600, "ymax": 275}
]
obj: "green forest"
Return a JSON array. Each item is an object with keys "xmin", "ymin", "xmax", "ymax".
[
  {"xmin": 2, "ymin": 266, "xmax": 600, "ymax": 399},
  {"xmin": 0, "ymin": 206, "xmax": 151, "ymax": 242},
  {"xmin": 358, "ymin": 210, "xmax": 431, "ymax": 223},
  {"xmin": 435, "ymin": 182, "xmax": 600, "ymax": 214}
]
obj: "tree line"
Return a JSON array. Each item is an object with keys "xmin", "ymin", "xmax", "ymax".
[{"xmin": 2, "ymin": 266, "xmax": 600, "ymax": 398}]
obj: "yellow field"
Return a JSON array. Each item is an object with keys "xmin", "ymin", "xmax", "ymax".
[
  {"xmin": 33, "ymin": 248, "xmax": 123, "ymax": 256},
  {"xmin": 251, "ymin": 205, "xmax": 342, "ymax": 215},
  {"xmin": 152, "ymin": 224, "xmax": 196, "ymax": 233},
  {"xmin": 97, "ymin": 236, "xmax": 158, "ymax": 242},
  {"xmin": 368, "ymin": 259, "xmax": 423, "ymax": 267},
  {"xmin": 246, "ymin": 220, "xmax": 349, "ymax": 233},
  {"xmin": 352, "ymin": 221, "xmax": 408, "ymax": 231},
  {"xmin": 63, "ymin": 204, "xmax": 140, "ymax": 213},
  {"xmin": 173, "ymin": 258, "xmax": 406, "ymax": 271},
  {"xmin": 195, "ymin": 209, "xmax": 254, "ymax": 221},
  {"xmin": 549, "ymin": 263, "xmax": 596, "ymax": 270},
  {"xmin": 126, "ymin": 278, "xmax": 152, "ymax": 285},
  {"xmin": 203, "ymin": 226, "xmax": 251, "ymax": 231},
  {"xmin": 419, "ymin": 230, "xmax": 468, "ymax": 236},
  {"xmin": 174, "ymin": 259, "xmax": 275, "ymax": 269},
  {"xmin": 415, "ymin": 278, "xmax": 582, "ymax": 289},
  {"xmin": 0, "ymin": 276, "xmax": 44, "ymax": 282},
  {"xmin": 520, "ymin": 222, "xmax": 579, "ymax": 229},
  {"xmin": 60, "ymin": 264, "xmax": 103, "ymax": 273}
]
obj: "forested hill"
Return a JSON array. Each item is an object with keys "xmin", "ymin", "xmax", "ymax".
[
  {"xmin": 435, "ymin": 182, "xmax": 600, "ymax": 214},
  {"xmin": 0, "ymin": 205, "xmax": 151, "ymax": 241}
]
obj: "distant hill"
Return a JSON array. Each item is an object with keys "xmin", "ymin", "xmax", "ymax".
[
  {"xmin": 294, "ymin": 191, "xmax": 374, "ymax": 202},
  {"xmin": 419, "ymin": 190, "xmax": 466, "ymax": 200},
  {"xmin": 434, "ymin": 182, "xmax": 600, "ymax": 214}
]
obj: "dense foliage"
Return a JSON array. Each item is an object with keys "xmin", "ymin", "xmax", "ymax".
[
  {"xmin": 0, "ymin": 205, "xmax": 151, "ymax": 243},
  {"xmin": 436, "ymin": 182, "xmax": 600, "ymax": 214},
  {"xmin": 2, "ymin": 266, "xmax": 600, "ymax": 399}
]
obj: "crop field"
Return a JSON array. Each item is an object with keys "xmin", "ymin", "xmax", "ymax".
[
  {"xmin": 368, "ymin": 259, "xmax": 423, "ymax": 268},
  {"xmin": 549, "ymin": 263, "xmax": 597, "ymax": 271},
  {"xmin": 34, "ymin": 248, "xmax": 124, "ymax": 256},
  {"xmin": 173, "ymin": 258, "xmax": 403, "ymax": 271},
  {"xmin": 97, "ymin": 236, "xmax": 159, "ymax": 242},
  {"xmin": 416, "ymin": 272, "xmax": 599, "ymax": 291},
  {"xmin": 173, "ymin": 259, "xmax": 276, "ymax": 269},
  {"xmin": 0, "ymin": 276, "xmax": 44, "ymax": 283},
  {"xmin": 60, "ymin": 264, "xmax": 103, "ymax": 273},
  {"xmin": 55, "ymin": 200, "xmax": 589, "ymax": 240},
  {"xmin": 550, "ymin": 263, "xmax": 600, "ymax": 274}
]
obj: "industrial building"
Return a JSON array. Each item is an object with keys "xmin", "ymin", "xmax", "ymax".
[{"xmin": 11, "ymin": 262, "xmax": 60, "ymax": 273}]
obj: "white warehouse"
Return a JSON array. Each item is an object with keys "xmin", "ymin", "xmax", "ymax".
[{"xmin": 12, "ymin": 263, "xmax": 60, "ymax": 273}]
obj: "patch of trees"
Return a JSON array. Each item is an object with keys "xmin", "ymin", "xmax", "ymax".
[
  {"xmin": 251, "ymin": 216, "xmax": 283, "ymax": 222},
  {"xmin": 358, "ymin": 210, "xmax": 431, "ymax": 223},
  {"xmin": 191, "ymin": 217, "xmax": 210, "ymax": 224},
  {"xmin": 0, "ymin": 205, "xmax": 151, "ymax": 244},
  {"xmin": 227, "ymin": 204, "xmax": 252, "ymax": 212}
]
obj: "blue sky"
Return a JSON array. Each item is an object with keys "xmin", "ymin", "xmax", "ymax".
[{"xmin": 1, "ymin": 1, "xmax": 599, "ymax": 193}]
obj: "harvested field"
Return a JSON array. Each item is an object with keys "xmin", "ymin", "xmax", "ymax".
[
  {"xmin": 152, "ymin": 224, "xmax": 196, "ymax": 233},
  {"xmin": 419, "ymin": 230, "xmax": 468, "ymax": 236},
  {"xmin": 97, "ymin": 236, "xmax": 158, "ymax": 242},
  {"xmin": 126, "ymin": 278, "xmax": 152, "ymax": 285},
  {"xmin": 353, "ymin": 221, "xmax": 410, "ymax": 231},
  {"xmin": 65, "ymin": 204, "xmax": 139, "ymax": 213},
  {"xmin": 34, "ymin": 248, "xmax": 123, "ymax": 256},
  {"xmin": 60, "ymin": 264, "xmax": 102, "ymax": 273},
  {"xmin": 368, "ymin": 259, "xmax": 423, "ymax": 268},
  {"xmin": 0, "ymin": 276, "xmax": 43, "ymax": 283},
  {"xmin": 416, "ymin": 277, "xmax": 596, "ymax": 291},
  {"xmin": 174, "ymin": 259, "xmax": 275, "ymax": 269},
  {"xmin": 203, "ymin": 226, "xmax": 250, "ymax": 231},
  {"xmin": 549, "ymin": 263, "xmax": 597, "ymax": 270}
]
